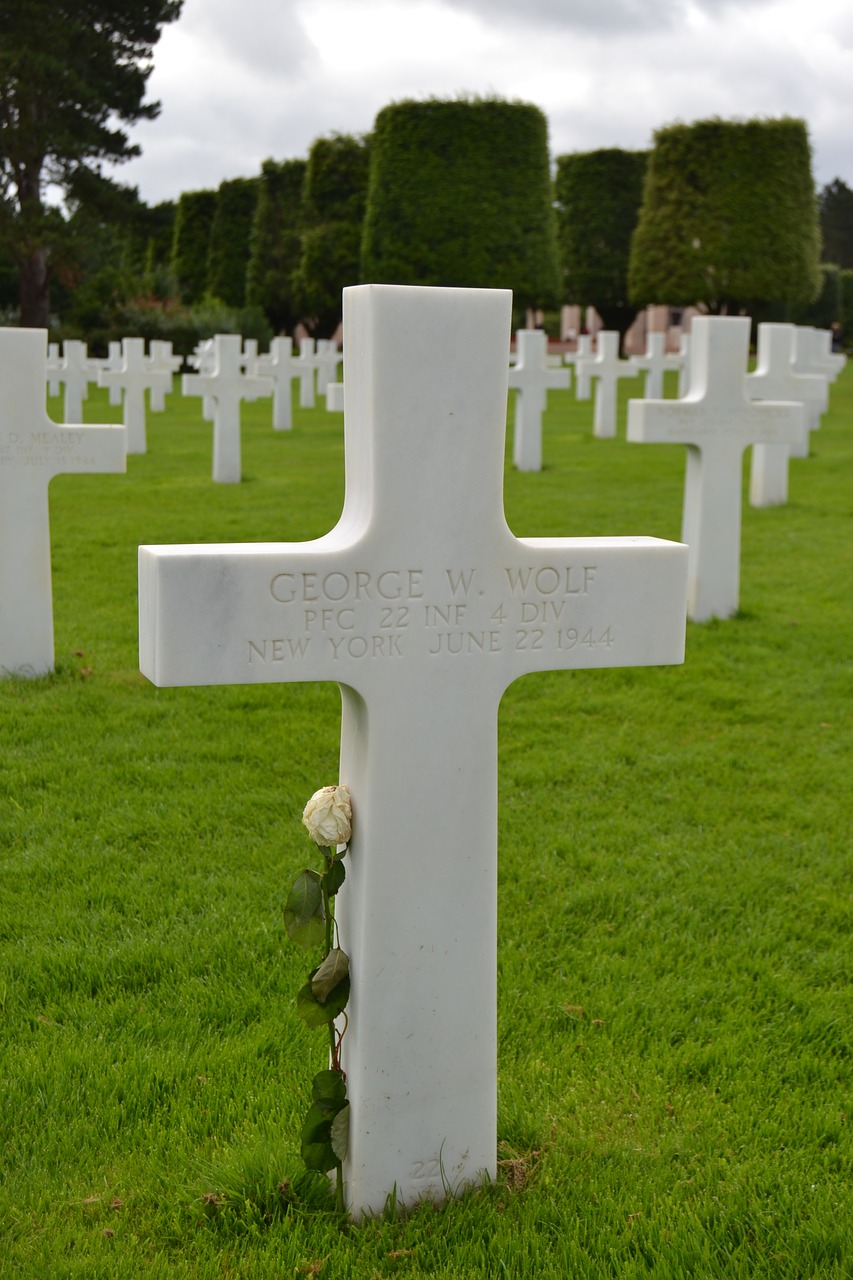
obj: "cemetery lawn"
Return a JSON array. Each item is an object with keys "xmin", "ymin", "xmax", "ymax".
[{"xmin": 1, "ymin": 372, "xmax": 851, "ymax": 1278}]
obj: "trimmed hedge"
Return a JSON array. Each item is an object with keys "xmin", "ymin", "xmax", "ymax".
[
  {"xmin": 246, "ymin": 158, "xmax": 306, "ymax": 334},
  {"xmin": 840, "ymin": 271, "xmax": 853, "ymax": 350},
  {"xmin": 292, "ymin": 133, "xmax": 369, "ymax": 335},
  {"xmin": 360, "ymin": 98, "xmax": 561, "ymax": 309},
  {"xmin": 206, "ymin": 176, "xmax": 259, "ymax": 308},
  {"xmin": 629, "ymin": 117, "xmax": 822, "ymax": 313},
  {"xmin": 554, "ymin": 148, "xmax": 647, "ymax": 335},
  {"xmin": 819, "ymin": 178, "xmax": 853, "ymax": 270},
  {"xmin": 171, "ymin": 189, "xmax": 217, "ymax": 305}
]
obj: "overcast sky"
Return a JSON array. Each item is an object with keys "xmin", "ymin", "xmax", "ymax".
[{"xmin": 119, "ymin": 0, "xmax": 853, "ymax": 206}]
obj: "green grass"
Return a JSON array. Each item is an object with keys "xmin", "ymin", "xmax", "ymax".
[{"xmin": 1, "ymin": 369, "xmax": 851, "ymax": 1277}]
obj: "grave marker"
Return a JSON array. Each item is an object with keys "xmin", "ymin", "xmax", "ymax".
[
  {"xmin": 578, "ymin": 330, "xmax": 635, "ymax": 438},
  {"xmin": 182, "ymin": 334, "xmax": 272, "ymax": 482},
  {"xmin": 297, "ymin": 337, "xmax": 322, "ymax": 409},
  {"xmin": 146, "ymin": 340, "xmax": 182, "ymax": 413},
  {"xmin": 99, "ymin": 338, "xmax": 172, "ymax": 454},
  {"xmin": 257, "ymin": 336, "xmax": 301, "ymax": 431},
  {"xmin": 57, "ymin": 340, "xmax": 97, "ymax": 423},
  {"xmin": 630, "ymin": 331, "xmax": 682, "ymax": 400},
  {"xmin": 139, "ymin": 284, "xmax": 688, "ymax": 1216},
  {"xmin": 627, "ymin": 315, "xmax": 803, "ymax": 621},
  {"xmin": 0, "ymin": 329, "xmax": 126, "ymax": 676},
  {"xmin": 790, "ymin": 327, "xmax": 830, "ymax": 456},
  {"xmin": 101, "ymin": 341, "xmax": 124, "ymax": 406},
  {"xmin": 746, "ymin": 323, "xmax": 817, "ymax": 507},
  {"xmin": 315, "ymin": 339, "xmax": 342, "ymax": 402},
  {"xmin": 507, "ymin": 329, "xmax": 570, "ymax": 471},
  {"xmin": 564, "ymin": 332, "xmax": 592, "ymax": 399}
]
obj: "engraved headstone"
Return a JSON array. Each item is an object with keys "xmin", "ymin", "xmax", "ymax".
[
  {"xmin": 628, "ymin": 315, "xmax": 803, "ymax": 622},
  {"xmin": 0, "ymin": 329, "xmax": 126, "ymax": 676},
  {"xmin": 630, "ymin": 331, "xmax": 683, "ymax": 400},
  {"xmin": 139, "ymin": 284, "xmax": 688, "ymax": 1216},
  {"xmin": 507, "ymin": 329, "xmax": 570, "ymax": 471},
  {"xmin": 746, "ymin": 323, "xmax": 818, "ymax": 507},
  {"xmin": 99, "ymin": 337, "xmax": 172, "ymax": 454},
  {"xmin": 578, "ymin": 330, "xmax": 635, "ymax": 438},
  {"xmin": 181, "ymin": 334, "xmax": 272, "ymax": 483}
]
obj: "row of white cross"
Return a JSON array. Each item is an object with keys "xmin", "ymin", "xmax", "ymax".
[{"xmin": 0, "ymin": 288, "xmax": 846, "ymax": 1220}]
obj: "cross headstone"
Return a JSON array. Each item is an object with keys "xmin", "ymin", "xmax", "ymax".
[
  {"xmin": 257, "ymin": 336, "xmax": 301, "ymax": 431},
  {"xmin": 241, "ymin": 338, "xmax": 260, "ymax": 377},
  {"xmin": 139, "ymin": 284, "xmax": 688, "ymax": 1217},
  {"xmin": 297, "ymin": 337, "xmax": 322, "ymax": 409},
  {"xmin": 627, "ymin": 315, "xmax": 803, "ymax": 622},
  {"xmin": 630, "ymin": 331, "xmax": 682, "ymax": 401},
  {"xmin": 813, "ymin": 327, "xmax": 845, "ymax": 381},
  {"xmin": 315, "ymin": 339, "xmax": 342, "ymax": 402},
  {"xmin": 0, "ymin": 329, "xmax": 126, "ymax": 676},
  {"xmin": 98, "ymin": 337, "xmax": 172, "ymax": 455},
  {"xmin": 101, "ymin": 341, "xmax": 125, "ymax": 406},
  {"xmin": 676, "ymin": 332, "xmax": 691, "ymax": 398},
  {"xmin": 577, "ymin": 330, "xmax": 635, "ymax": 438},
  {"xmin": 182, "ymin": 334, "xmax": 272, "ymax": 482},
  {"xmin": 790, "ymin": 327, "xmax": 831, "ymax": 456},
  {"xmin": 146, "ymin": 340, "xmax": 182, "ymax": 413},
  {"xmin": 746, "ymin": 323, "xmax": 818, "ymax": 507},
  {"xmin": 564, "ymin": 332, "xmax": 592, "ymax": 399},
  {"xmin": 46, "ymin": 342, "xmax": 61, "ymax": 398},
  {"xmin": 326, "ymin": 380, "xmax": 345, "ymax": 413},
  {"xmin": 507, "ymin": 329, "xmax": 570, "ymax": 471},
  {"xmin": 57, "ymin": 340, "xmax": 97, "ymax": 424}
]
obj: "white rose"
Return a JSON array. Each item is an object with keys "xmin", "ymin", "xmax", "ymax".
[{"xmin": 302, "ymin": 785, "xmax": 353, "ymax": 847}]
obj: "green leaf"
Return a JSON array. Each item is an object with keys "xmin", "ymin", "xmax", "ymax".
[
  {"xmin": 323, "ymin": 857, "xmax": 346, "ymax": 897},
  {"xmin": 301, "ymin": 1139, "xmax": 338, "ymax": 1173},
  {"xmin": 312, "ymin": 1069, "xmax": 347, "ymax": 1106},
  {"xmin": 283, "ymin": 869, "xmax": 325, "ymax": 949},
  {"xmin": 330, "ymin": 1103, "xmax": 350, "ymax": 1163},
  {"xmin": 300, "ymin": 1099, "xmax": 345, "ymax": 1173},
  {"xmin": 296, "ymin": 973, "xmax": 351, "ymax": 1027},
  {"xmin": 311, "ymin": 948, "xmax": 350, "ymax": 1003}
]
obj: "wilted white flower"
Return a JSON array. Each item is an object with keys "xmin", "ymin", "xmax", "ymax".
[{"xmin": 302, "ymin": 785, "xmax": 353, "ymax": 847}]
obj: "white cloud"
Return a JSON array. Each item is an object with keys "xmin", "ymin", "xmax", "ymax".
[{"xmin": 119, "ymin": 0, "xmax": 853, "ymax": 203}]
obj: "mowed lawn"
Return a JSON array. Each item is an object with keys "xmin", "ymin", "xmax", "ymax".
[{"xmin": 1, "ymin": 362, "xmax": 851, "ymax": 1278}]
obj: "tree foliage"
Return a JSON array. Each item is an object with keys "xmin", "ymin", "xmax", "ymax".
[
  {"xmin": 171, "ymin": 189, "xmax": 216, "ymax": 305},
  {"xmin": 206, "ymin": 176, "xmax": 259, "ymax": 308},
  {"xmin": 818, "ymin": 178, "xmax": 853, "ymax": 269},
  {"xmin": 292, "ymin": 134, "xmax": 368, "ymax": 336},
  {"xmin": 360, "ymin": 98, "xmax": 561, "ymax": 311},
  {"xmin": 554, "ymin": 148, "xmax": 647, "ymax": 336},
  {"xmin": 0, "ymin": 0, "xmax": 182, "ymax": 325},
  {"xmin": 628, "ymin": 117, "xmax": 822, "ymax": 314},
  {"xmin": 246, "ymin": 157, "xmax": 306, "ymax": 333}
]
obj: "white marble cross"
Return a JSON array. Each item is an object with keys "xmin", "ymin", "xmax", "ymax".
[
  {"xmin": 146, "ymin": 340, "xmax": 183, "ymax": 413},
  {"xmin": 315, "ymin": 339, "xmax": 343, "ymax": 402},
  {"xmin": 627, "ymin": 315, "xmax": 803, "ymax": 622},
  {"xmin": 578, "ymin": 330, "xmax": 636, "ymax": 438},
  {"xmin": 297, "ymin": 337, "xmax": 322, "ymax": 409},
  {"xmin": 182, "ymin": 334, "xmax": 272, "ymax": 483},
  {"xmin": 99, "ymin": 338, "xmax": 172, "ymax": 454},
  {"xmin": 101, "ymin": 341, "xmax": 124, "ymax": 406},
  {"xmin": 814, "ymin": 328, "xmax": 846, "ymax": 381},
  {"xmin": 57, "ymin": 340, "xmax": 98, "ymax": 423},
  {"xmin": 0, "ymin": 329, "xmax": 126, "ymax": 676},
  {"xmin": 790, "ymin": 326, "xmax": 831, "ymax": 456},
  {"xmin": 257, "ymin": 336, "xmax": 301, "ymax": 431},
  {"xmin": 630, "ymin": 331, "xmax": 682, "ymax": 400},
  {"xmin": 507, "ymin": 329, "xmax": 570, "ymax": 471},
  {"xmin": 564, "ymin": 332, "xmax": 592, "ymax": 399},
  {"xmin": 139, "ymin": 284, "xmax": 688, "ymax": 1217},
  {"xmin": 746, "ymin": 323, "xmax": 817, "ymax": 507},
  {"xmin": 46, "ymin": 342, "xmax": 62, "ymax": 398}
]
